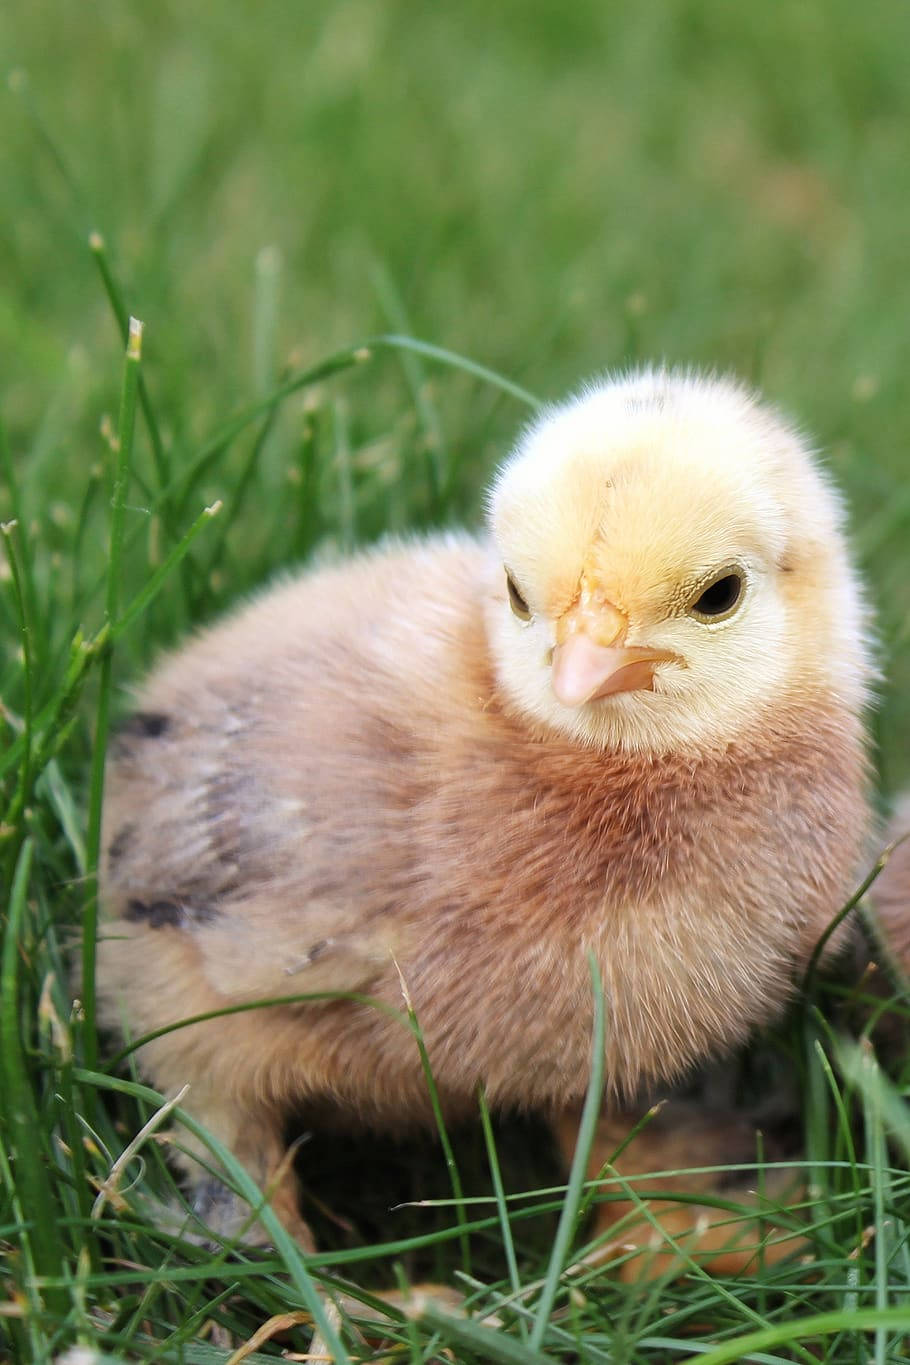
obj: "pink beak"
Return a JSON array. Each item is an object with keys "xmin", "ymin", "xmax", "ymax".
[{"xmin": 551, "ymin": 634, "xmax": 674, "ymax": 707}]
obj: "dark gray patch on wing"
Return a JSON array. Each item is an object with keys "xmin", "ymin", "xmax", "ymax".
[
  {"xmin": 125, "ymin": 897, "xmax": 220, "ymax": 929},
  {"xmin": 107, "ymin": 823, "xmax": 136, "ymax": 867},
  {"xmin": 109, "ymin": 698, "xmax": 286, "ymax": 914},
  {"xmin": 198, "ymin": 768, "xmax": 260, "ymax": 886},
  {"xmin": 116, "ymin": 711, "xmax": 172, "ymax": 740}
]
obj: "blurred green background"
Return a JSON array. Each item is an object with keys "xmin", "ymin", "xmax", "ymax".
[{"xmin": 3, "ymin": 0, "xmax": 910, "ymax": 789}]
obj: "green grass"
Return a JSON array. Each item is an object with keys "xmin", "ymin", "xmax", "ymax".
[{"xmin": 3, "ymin": 1, "xmax": 910, "ymax": 1360}]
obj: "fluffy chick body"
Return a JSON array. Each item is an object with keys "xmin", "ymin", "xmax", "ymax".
[{"xmin": 97, "ymin": 369, "xmax": 871, "ymax": 1238}]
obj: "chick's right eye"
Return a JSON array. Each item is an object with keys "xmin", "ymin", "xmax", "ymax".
[
  {"xmin": 505, "ymin": 571, "xmax": 531, "ymax": 621},
  {"xmin": 689, "ymin": 571, "xmax": 744, "ymax": 622}
]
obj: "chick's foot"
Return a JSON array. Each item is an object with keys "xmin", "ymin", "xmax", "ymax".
[
  {"xmin": 178, "ymin": 1103, "xmax": 314, "ymax": 1252},
  {"xmin": 554, "ymin": 1101, "xmax": 806, "ymax": 1282}
]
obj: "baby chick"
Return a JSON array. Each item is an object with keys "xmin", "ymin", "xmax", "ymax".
[{"xmin": 97, "ymin": 368, "xmax": 872, "ymax": 1251}]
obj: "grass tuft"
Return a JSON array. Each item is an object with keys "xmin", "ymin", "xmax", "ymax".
[{"xmin": 3, "ymin": 320, "xmax": 910, "ymax": 1365}]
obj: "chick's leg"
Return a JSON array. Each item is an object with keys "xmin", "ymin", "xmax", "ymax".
[
  {"xmin": 174, "ymin": 1095, "xmax": 314, "ymax": 1251},
  {"xmin": 96, "ymin": 901, "xmax": 315, "ymax": 1249},
  {"xmin": 553, "ymin": 1102, "xmax": 805, "ymax": 1281}
]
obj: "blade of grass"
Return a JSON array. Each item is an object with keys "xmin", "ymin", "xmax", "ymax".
[
  {"xmin": 68, "ymin": 454, "xmax": 103, "ymax": 618},
  {"xmin": 333, "ymin": 398, "xmax": 355, "ymax": 554},
  {"xmin": 578, "ymin": 1100, "xmax": 662, "ymax": 1219},
  {"xmin": 860, "ymin": 1042, "xmax": 890, "ymax": 1365},
  {"xmin": 290, "ymin": 404, "xmax": 323, "ymax": 558},
  {"xmin": 111, "ymin": 500, "xmax": 222, "ymax": 642},
  {"xmin": 0, "ymin": 838, "xmax": 68, "ymax": 1323},
  {"xmin": 87, "ymin": 235, "xmax": 195, "ymax": 622},
  {"xmin": 0, "ymin": 625, "xmax": 105, "ymax": 788},
  {"xmin": 8, "ymin": 68, "xmax": 92, "ymax": 219},
  {"xmin": 406, "ymin": 1293, "xmax": 558, "ymax": 1365},
  {"xmin": 812, "ymin": 1037, "xmax": 865, "ymax": 1259},
  {"xmin": 392, "ymin": 1263, "xmax": 425, "ymax": 1365},
  {"xmin": 0, "ymin": 1130, "xmax": 46, "ymax": 1364},
  {"xmin": 837, "ymin": 1036, "xmax": 910, "ymax": 1363},
  {"xmin": 41, "ymin": 977, "xmax": 95, "ymax": 1274},
  {"xmin": 453, "ymin": 1276, "xmax": 614, "ymax": 1365},
  {"xmin": 40, "ymin": 1216, "xmax": 502, "ymax": 1287},
  {"xmin": 81, "ymin": 317, "xmax": 142, "ymax": 1073},
  {"xmin": 39, "ymin": 758, "xmax": 87, "ymax": 876},
  {"xmin": 528, "ymin": 954, "xmax": 604, "ymax": 1353},
  {"xmin": 252, "ymin": 245, "xmax": 281, "ymax": 397},
  {"xmin": 88, "ymin": 235, "xmax": 171, "ymax": 497},
  {"xmin": 393, "ymin": 960, "xmax": 471, "ymax": 1276},
  {"xmin": 106, "ymin": 987, "xmax": 409, "ymax": 1071},
  {"xmin": 640, "ymin": 1339, "xmax": 793, "ymax": 1364},
  {"xmin": 477, "ymin": 1086, "xmax": 526, "ymax": 1342},
  {"xmin": 369, "ymin": 334, "xmax": 540, "ymax": 408},
  {"xmin": 802, "ymin": 1015, "xmax": 836, "ymax": 1256},
  {"xmin": 1, "ymin": 519, "xmax": 35, "ymax": 867},
  {"xmin": 370, "ymin": 265, "xmax": 449, "ymax": 508},
  {"xmin": 801, "ymin": 854, "xmax": 891, "ymax": 996},
  {"xmin": 90, "ymin": 1084, "xmax": 190, "ymax": 1222},
  {"xmin": 0, "ymin": 412, "xmax": 42, "ymax": 667},
  {"xmin": 403, "ymin": 1158, "xmax": 867, "ymax": 1211},
  {"xmin": 203, "ymin": 405, "xmax": 278, "ymax": 579},
  {"xmin": 683, "ymin": 1308, "xmax": 910, "ymax": 1365},
  {"xmin": 148, "ymin": 1281, "xmax": 241, "ymax": 1357}
]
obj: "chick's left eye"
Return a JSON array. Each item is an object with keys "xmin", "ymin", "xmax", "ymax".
[
  {"xmin": 505, "ymin": 571, "xmax": 531, "ymax": 620},
  {"xmin": 689, "ymin": 571, "xmax": 744, "ymax": 622}
]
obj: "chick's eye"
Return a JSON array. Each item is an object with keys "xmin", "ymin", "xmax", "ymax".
[
  {"xmin": 505, "ymin": 571, "xmax": 531, "ymax": 621},
  {"xmin": 689, "ymin": 571, "xmax": 744, "ymax": 623}
]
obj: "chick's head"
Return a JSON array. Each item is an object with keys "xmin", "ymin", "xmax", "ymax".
[{"xmin": 486, "ymin": 369, "xmax": 871, "ymax": 755}]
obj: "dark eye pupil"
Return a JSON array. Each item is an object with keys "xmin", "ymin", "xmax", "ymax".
[
  {"xmin": 506, "ymin": 573, "xmax": 530, "ymax": 618},
  {"xmin": 693, "ymin": 574, "xmax": 742, "ymax": 617}
]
